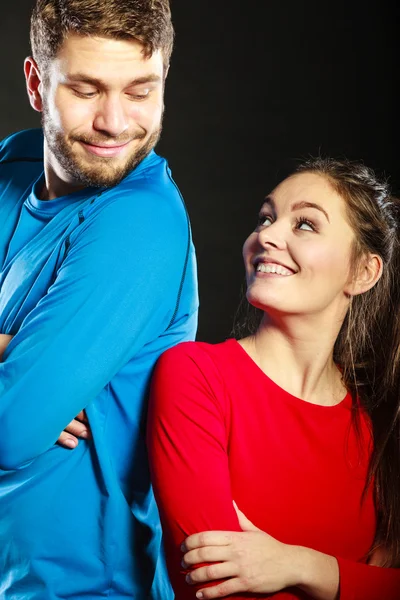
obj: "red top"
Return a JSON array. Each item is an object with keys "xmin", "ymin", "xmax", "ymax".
[{"xmin": 147, "ymin": 339, "xmax": 400, "ymax": 599}]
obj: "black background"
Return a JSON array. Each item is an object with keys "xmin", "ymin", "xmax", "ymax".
[{"xmin": 1, "ymin": 1, "xmax": 398, "ymax": 342}]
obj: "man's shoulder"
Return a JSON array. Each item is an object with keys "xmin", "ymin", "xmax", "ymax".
[
  {"xmin": 95, "ymin": 151, "xmax": 189, "ymax": 228},
  {"xmin": 119, "ymin": 151, "xmax": 184, "ymax": 206},
  {"xmin": 73, "ymin": 152, "xmax": 193, "ymax": 260},
  {"xmin": 0, "ymin": 128, "xmax": 44, "ymax": 164}
]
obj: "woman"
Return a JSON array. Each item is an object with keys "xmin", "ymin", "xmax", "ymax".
[{"xmin": 147, "ymin": 158, "xmax": 400, "ymax": 599}]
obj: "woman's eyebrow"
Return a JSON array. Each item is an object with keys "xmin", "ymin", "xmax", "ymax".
[{"xmin": 291, "ymin": 201, "xmax": 330, "ymax": 222}]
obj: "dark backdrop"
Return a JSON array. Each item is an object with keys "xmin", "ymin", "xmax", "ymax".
[{"xmin": 1, "ymin": 1, "xmax": 398, "ymax": 342}]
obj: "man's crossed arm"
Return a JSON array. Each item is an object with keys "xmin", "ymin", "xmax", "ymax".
[{"xmin": 0, "ymin": 333, "xmax": 90, "ymax": 449}]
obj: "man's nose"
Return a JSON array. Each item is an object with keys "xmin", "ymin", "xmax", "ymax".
[{"xmin": 93, "ymin": 95, "xmax": 129, "ymax": 138}]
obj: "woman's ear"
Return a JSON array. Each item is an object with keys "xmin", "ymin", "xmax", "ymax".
[
  {"xmin": 346, "ymin": 253, "xmax": 383, "ymax": 296},
  {"xmin": 24, "ymin": 57, "xmax": 44, "ymax": 112}
]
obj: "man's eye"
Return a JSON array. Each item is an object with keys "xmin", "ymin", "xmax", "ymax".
[
  {"xmin": 127, "ymin": 89, "xmax": 150, "ymax": 100},
  {"xmin": 73, "ymin": 89, "xmax": 97, "ymax": 99}
]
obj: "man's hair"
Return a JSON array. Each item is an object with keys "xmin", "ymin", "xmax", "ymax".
[{"xmin": 30, "ymin": 0, "xmax": 174, "ymax": 71}]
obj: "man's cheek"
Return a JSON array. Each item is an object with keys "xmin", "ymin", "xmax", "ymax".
[{"xmin": 132, "ymin": 101, "xmax": 162, "ymax": 128}]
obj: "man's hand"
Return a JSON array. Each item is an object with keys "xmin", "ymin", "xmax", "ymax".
[
  {"xmin": 0, "ymin": 334, "xmax": 13, "ymax": 360},
  {"xmin": 57, "ymin": 410, "xmax": 92, "ymax": 449}
]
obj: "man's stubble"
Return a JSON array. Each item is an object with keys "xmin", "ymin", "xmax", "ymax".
[{"xmin": 41, "ymin": 101, "xmax": 163, "ymax": 189}]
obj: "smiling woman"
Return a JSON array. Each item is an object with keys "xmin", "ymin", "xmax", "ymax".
[
  {"xmin": 147, "ymin": 157, "xmax": 400, "ymax": 599},
  {"xmin": 243, "ymin": 171, "xmax": 363, "ymax": 321}
]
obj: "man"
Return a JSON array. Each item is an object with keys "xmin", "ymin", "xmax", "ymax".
[{"xmin": 0, "ymin": 1, "xmax": 198, "ymax": 598}]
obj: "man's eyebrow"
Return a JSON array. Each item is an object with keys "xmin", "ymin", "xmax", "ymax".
[
  {"xmin": 291, "ymin": 201, "xmax": 330, "ymax": 222},
  {"xmin": 65, "ymin": 74, "xmax": 162, "ymax": 87}
]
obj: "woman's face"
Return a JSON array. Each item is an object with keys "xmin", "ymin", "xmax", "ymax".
[{"xmin": 243, "ymin": 172, "xmax": 357, "ymax": 319}]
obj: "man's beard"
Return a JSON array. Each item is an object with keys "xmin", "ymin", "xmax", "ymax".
[{"xmin": 41, "ymin": 105, "xmax": 162, "ymax": 189}]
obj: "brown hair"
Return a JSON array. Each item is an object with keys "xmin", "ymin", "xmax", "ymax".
[
  {"xmin": 235, "ymin": 157, "xmax": 400, "ymax": 566},
  {"xmin": 30, "ymin": 0, "xmax": 174, "ymax": 72}
]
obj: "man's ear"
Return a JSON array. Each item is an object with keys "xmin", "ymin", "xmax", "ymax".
[
  {"xmin": 24, "ymin": 57, "xmax": 44, "ymax": 112},
  {"xmin": 346, "ymin": 253, "xmax": 383, "ymax": 296}
]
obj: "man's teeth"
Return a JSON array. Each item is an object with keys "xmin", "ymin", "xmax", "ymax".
[{"xmin": 256, "ymin": 263, "xmax": 293, "ymax": 276}]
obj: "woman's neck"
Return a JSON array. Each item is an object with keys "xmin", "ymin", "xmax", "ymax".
[{"xmin": 239, "ymin": 312, "xmax": 347, "ymax": 406}]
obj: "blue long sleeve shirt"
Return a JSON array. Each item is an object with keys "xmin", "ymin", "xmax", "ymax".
[{"xmin": 0, "ymin": 129, "xmax": 198, "ymax": 599}]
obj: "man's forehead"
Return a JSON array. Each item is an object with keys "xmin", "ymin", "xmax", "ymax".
[
  {"xmin": 60, "ymin": 72, "xmax": 162, "ymax": 87},
  {"xmin": 48, "ymin": 34, "xmax": 164, "ymax": 83},
  {"xmin": 54, "ymin": 33, "xmax": 163, "ymax": 69}
]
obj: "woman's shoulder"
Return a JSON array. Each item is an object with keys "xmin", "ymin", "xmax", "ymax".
[
  {"xmin": 151, "ymin": 340, "xmax": 242, "ymax": 411},
  {"xmin": 155, "ymin": 339, "xmax": 244, "ymax": 387},
  {"xmin": 158, "ymin": 338, "xmax": 239, "ymax": 368}
]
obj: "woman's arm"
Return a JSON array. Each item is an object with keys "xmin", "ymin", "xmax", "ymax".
[
  {"xmin": 147, "ymin": 343, "xmax": 255, "ymax": 599},
  {"xmin": 182, "ymin": 505, "xmax": 339, "ymax": 599},
  {"xmin": 182, "ymin": 507, "xmax": 400, "ymax": 600},
  {"xmin": 335, "ymin": 557, "xmax": 400, "ymax": 600}
]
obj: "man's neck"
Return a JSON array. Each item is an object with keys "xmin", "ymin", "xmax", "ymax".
[
  {"xmin": 41, "ymin": 166, "xmax": 86, "ymax": 200},
  {"xmin": 40, "ymin": 179, "xmax": 86, "ymax": 201},
  {"xmin": 41, "ymin": 144, "xmax": 87, "ymax": 200}
]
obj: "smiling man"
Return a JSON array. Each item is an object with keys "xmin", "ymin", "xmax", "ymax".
[{"xmin": 0, "ymin": 1, "xmax": 198, "ymax": 598}]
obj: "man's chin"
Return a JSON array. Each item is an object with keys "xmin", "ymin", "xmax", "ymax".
[
  {"xmin": 43, "ymin": 122, "xmax": 161, "ymax": 190},
  {"xmin": 71, "ymin": 162, "xmax": 137, "ymax": 188},
  {"xmin": 68, "ymin": 142, "xmax": 156, "ymax": 188}
]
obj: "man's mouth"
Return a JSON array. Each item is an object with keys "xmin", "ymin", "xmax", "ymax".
[{"xmin": 79, "ymin": 140, "xmax": 131, "ymax": 158}]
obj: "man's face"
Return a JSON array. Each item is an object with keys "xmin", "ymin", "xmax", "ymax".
[{"xmin": 38, "ymin": 34, "xmax": 165, "ymax": 188}]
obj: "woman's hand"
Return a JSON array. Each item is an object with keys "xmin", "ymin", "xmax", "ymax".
[
  {"xmin": 182, "ymin": 503, "xmax": 301, "ymax": 598},
  {"xmin": 182, "ymin": 504, "xmax": 339, "ymax": 600}
]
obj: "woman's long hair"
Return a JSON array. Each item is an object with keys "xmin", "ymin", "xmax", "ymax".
[{"xmin": 235, "ymin": 157, "xmax": 400, "ymax": 566}]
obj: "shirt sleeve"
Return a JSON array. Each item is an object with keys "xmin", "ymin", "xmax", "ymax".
[
  {"xmin": 0, "ymin": 190, "xmax": 195, "ymax": 470},
  {"xmin": 147, "ymin": 342, "xmax": 258, "ymax": 600},
  {"xmin": 337, "ymin": 557, "xmax": 400, "ymax": 600}
]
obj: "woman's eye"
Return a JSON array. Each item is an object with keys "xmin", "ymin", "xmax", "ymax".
[
  {"xmin": 296, "ymin": 218, "xmax": 315, "ymax": 232},
  {"xmin": 257, "ymin": 215, "xmax": 273, "ymax": 227}
]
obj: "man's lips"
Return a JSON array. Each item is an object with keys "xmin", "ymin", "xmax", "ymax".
[{"xmin": 79, "ymin": 140, "xmax": 131, "ymax": 157}]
